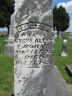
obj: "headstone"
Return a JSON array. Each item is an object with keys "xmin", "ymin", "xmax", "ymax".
[
  {"xmin": 4, "ymin": 12, "xmax": 14, "ymax": 57},
  {"xmin": 5, "ymin": 35, "xmax": 9, "ymax": 41},
  {"xmin": 61, "ymin": 40, "xmax": 68, "ymax": 57},
  {"xmin": 68, "ymin": 35, "xmax": 70, "ymax": 39},
  {"xmin": 14, "ymin": 0, "xmax": 55, "ymax": 96},
  {"xmin": 53, "ymin": 27, "xmax": 57, "ymax": 43},
  {"xmin": 0, "ymin": 44, "xmax": 1, "ymax": 53},
  {"xmin": 69, "ymin": 32, "xmax": 72, "ymax": 39},
  {"xmin": 59, "ymin": 32, "xmax": 62, "ymax": 38}
]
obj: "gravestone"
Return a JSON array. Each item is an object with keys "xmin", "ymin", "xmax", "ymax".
[
  {"xmin": 0, "ymin": 44, "xmax": 1, "ymax": 53},
  {"xmin": 4, "ymin": 12, "xmax": 14, "ymax": 57},
  {"xmin": 68, "ymin": 35, "xmax": 70, "ymax": 39},
  {"xmin": 59, "ymin": 32, "xmax": 62, "ymax": 38},
  {"xmin": 69, "ymin": 32, "xmax": 72, "ymax": 39},
  {"xmin": 61, "ymin": 40, "xmax": 68, "ymax": 57},
  {"xmin": 14, "ymin": 0, "xmax": 55, "ymax": 96},
  {"xmin": 53, "ymin": 27, "xmax": 57, "ymax": 44},
  {"xmin": 5, "ymin": 35, "xmax": 9, "ymax": 41}
]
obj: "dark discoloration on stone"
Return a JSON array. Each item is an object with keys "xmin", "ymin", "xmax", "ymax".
[{"xmin": 65, "ymin": 65, "xmax": 72, "ymax": 77}]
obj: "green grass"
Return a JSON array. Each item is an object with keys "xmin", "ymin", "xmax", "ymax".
[
  {"xmin": 0, "ymin": 37, "xmax": 14, "ymax": 96},
  {"xmin": 0, "ymin": 36, "xmax": 72, "ymax": 96},
  {"xmin": 54, "ymin": 37, "xmax": 72, "ymax": 83}
]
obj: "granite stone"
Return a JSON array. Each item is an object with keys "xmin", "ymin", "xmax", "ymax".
[
  {"xmin": 61, "ymin": 40, "xmax": 68, "ymax": 57},
  {"xmin": 5, "ymin": 35, "xmax": 9, "ymax": 41},
  {"xmin": 59, "ymin": 32, "xmax": 62, "ymax": 38},
  {"xmin": 54, "ymin": 66, "xmax": 72, "ymax": 96},
  {"xmin": 69, "ymin": 32, "xmax": 72, "ymax": 39},
  {"xmin": 14, "ymin": 0, "xmax": 54, "ymax": 96},
  {"xmin": 4, "ymin": 12, "xmax": 14, "ymax": 57},
  {"xmin": 12, "ymin": 66, "xmax": 72, "ymax": 96}
]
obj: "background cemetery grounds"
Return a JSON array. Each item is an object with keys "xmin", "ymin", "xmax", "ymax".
[{"xmin": 0, "ymin": 32, "xmax": 72, "ymax": 96}]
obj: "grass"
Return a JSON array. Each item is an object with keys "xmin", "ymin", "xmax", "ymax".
[
  {"xmin": 0, "ymin": 37, "xmax": 14, "ymax": 96},
  {"xmin": 54, "ymin": 37, "xmax": 72, "ymax": 83},
  {"xmin": 0, "ymin": 36, "xmax": 72, "ymax": 96}
]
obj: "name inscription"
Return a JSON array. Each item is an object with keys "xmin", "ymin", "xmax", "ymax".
[
  {"xmin": 16, "ymin": 23, "xmax": 51, "ymax": 33},
  {"xmin": 15, "ymin": 23, "xmax": 53, "ymax": 69}
]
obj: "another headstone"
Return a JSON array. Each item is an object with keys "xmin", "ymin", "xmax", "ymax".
[
  {"xmin": 53, "ymin": 27, "xmax": 57, "ymax": 44},
  {"xmin": 0, "ymin": 44, "xmax": 1, "ymax": 53},
  {"xmin": 61, "ymin": 40, "xmax": 68, "ymax": 57},
  {"xmin": 59, "ymin": 32, "xmax": 62, "ymax": 38},
  {"xmin": 68, "ymin": 35, "xmax": 70, "ymax": 39},
  {"xmin": 5, "ymin": 35, "xmax": 9, "ymax": 41},
  {"xmin": 69, "ymin": 32, "xmax": 72, "ymax": 39},
  {"xmin": 14, "ymin": 0, "xmax": 55, "ymax": 96},
  {"xmin": 4, "ymin": 12, "xmax": 14, "ymax": 57}
]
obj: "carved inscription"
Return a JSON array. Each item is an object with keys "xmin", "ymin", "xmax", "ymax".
[
  {"xmin": 15, "ymin": 23, "xmax": 53, "ymax": 69},
  {"xmin": 16, "ymin": 23, "xmax": 51, "ymax": 32}
]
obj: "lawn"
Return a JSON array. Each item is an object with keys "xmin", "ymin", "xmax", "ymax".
[
  {"xmin": 54, "ymin": 37, "xmax": 72, "ymax": 83},
  {"xmin": 0, "ymin": 37, "xmax": 14, "ymax": 96},
  {"xmin": 0, "ymin": 36, "xmax": 72, "ymax": 96}
]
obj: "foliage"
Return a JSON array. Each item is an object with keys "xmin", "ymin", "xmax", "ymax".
[
  {"xmin": 0, "ymin": 0, "xmax": 15, "ymax": 34},
  {"xmin": 53, "ymin": 5, "xmax": 70, "ymax": 33}
]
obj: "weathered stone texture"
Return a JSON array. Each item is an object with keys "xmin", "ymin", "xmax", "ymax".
[
  {"xmin": 61, "ymin": 40, "xmax": 68, "ymax": 57},
  {"xmin": 14, "ymin": 0, "xmax": 54, "ymax": 96}
]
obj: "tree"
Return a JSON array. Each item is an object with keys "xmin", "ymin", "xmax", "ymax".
[
  {"xmin": 0, "ymin": 0, "xmax": 15, "ymax": 35},
  {"xmin": 53, "ymin": 5, "xmax": 70, "ymax": 34}
]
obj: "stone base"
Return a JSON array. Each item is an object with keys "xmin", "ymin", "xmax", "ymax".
[
  {"xmin": 65, "ymin": 65, "xmax": 72, "ymax": 77},
  {"xmin": 4, "ymin": 44, "xmax": 14, "ymax": 57},
  {"xmin": 69, "ymin": 37, "xmax": 72, "ymax": 39},
  {"xmin": 11, "ymin": 66, "xmax": 72, "ymax": 96},
  {"xmin": 61, "ymin": 52, "xmax": 68, "ymax": 57}
]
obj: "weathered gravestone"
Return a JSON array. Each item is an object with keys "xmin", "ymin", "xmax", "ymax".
[
  {"xmin": 14, "ymin": 0, "xmax": 54, "ymax": 96},
  {"xmin": 0, "ymin": 44, "xmax": 1, "ymax": 53},
  {"xmin": 59, "ymin": 32, "xmax": 62, "ymax": 38},
  {"xmin": 5, "ymin": 12, "xmax": 14, "ymax": 57},
  {"xmin": 61, "ymin": 40, "xmax": 68, "ymax": 57},
  {"xmin": 69, "ymin": 32, "xmax": 72, "ymax": 39}
]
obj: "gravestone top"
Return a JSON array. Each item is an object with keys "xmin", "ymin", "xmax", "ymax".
[
  {"xmin": 14, "ymin": 0, "xmax": 54, "ymax": 96},
  {"xmin": 61, "ymin": 40, "xmax": 68, "ymax": 57}
]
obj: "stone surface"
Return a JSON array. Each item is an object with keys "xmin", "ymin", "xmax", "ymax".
[
  {"xmin": 65, "ymin": 65, "xmax": 72, "ymax": 76},
  {"xmin": 4, "ymin": 45, "xmax": 14, "ymax": 57},
  {"xmin": 4, "ymin": 12, "xmax": 14, "ymax": 57},
  {"xmin": 5, "ymin": 35, "xmax": 9, "ymax": 41},
  {"xmin": 54, "ymin": 66, "xmax": 72, "ymax": 96},
  {"xmin": 14, "ymin": 0, "xmax": 54, "ymax": 96},
  {"xmin": 12, "ymin": 66, "xmax": 72, "ymax": 96},
  {"xmin": 61, "ymin": 40, "xmax": 68, "ymax": 57},
  {"xmin": 0, "ymin": 44, "xmax": 1, "ymax": 53},
  {"xmin": 59, "ymin": 32, "xmax": 62, "ymax": 38}
]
